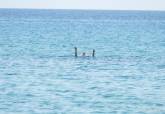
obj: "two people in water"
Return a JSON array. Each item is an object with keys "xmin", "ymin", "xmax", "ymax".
[{"xmin": 74, "ymin": 47, "xmax": 95, "ymax": 57}]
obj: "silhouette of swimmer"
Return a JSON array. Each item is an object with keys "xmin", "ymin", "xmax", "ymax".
[{"xmin": 82, "ymin": 52, "xmax": 86, "ymax": 57}]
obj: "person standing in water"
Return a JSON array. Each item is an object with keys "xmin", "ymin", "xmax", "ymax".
[
  {"xmin": 74, "ymin": 47, "xmax": 78, "ymax": 57},
  {"xmin": 92, "ymin": 49, "xmax": 95, "ymax": 57}
]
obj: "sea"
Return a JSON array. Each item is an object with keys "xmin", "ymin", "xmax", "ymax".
[{"xmin": 0, "ymin": 9, "xmax": 165, "ymax": 114}]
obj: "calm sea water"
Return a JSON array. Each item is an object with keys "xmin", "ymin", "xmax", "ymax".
[{"xmin": 0, "ymin": 9, "xmax": 165, "ymax": 114}]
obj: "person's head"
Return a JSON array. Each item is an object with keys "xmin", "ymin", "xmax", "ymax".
[{"xmin": 82, "ymin": 52, "xmax": 86, "ymax": 56}]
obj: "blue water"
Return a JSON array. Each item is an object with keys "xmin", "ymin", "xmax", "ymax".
[{"xmin": 0, "ymin": 9, "xmax": 165, "ymax": 114}]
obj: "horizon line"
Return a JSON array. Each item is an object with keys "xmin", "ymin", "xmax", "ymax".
[{"xmin": 0, "ymin": 7, "xmax": 165, "ymax": 12}]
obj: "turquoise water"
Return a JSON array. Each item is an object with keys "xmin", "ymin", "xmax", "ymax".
[{"xmin": 0, "ymin": 9, "xmax": 165, "ymax": 114}]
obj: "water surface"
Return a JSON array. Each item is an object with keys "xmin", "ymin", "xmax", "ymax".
[{"xmin": 0, "ymin": 9, "xmax": 165, "ymax": 114}]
